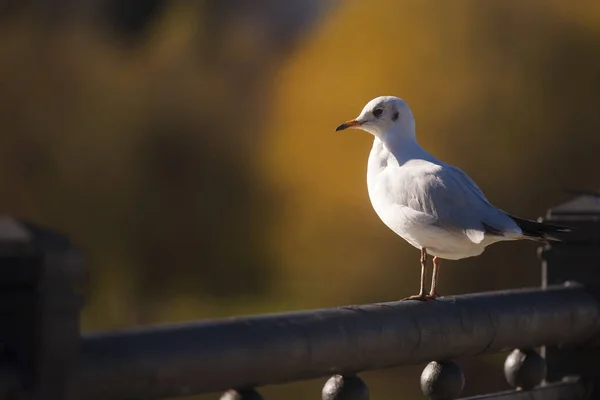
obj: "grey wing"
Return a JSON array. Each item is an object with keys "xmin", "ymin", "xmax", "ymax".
[{"xmin": 409, "ymin": 164, "xmax": 519, "ymax": 243}]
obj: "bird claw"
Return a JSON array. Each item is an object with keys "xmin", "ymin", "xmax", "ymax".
[
  {"xmin": 401, "ymin": 294, "xmax": 430, "ymax": 302},
  {"xmin": 401, "ymin": 292, "xmax": 440, "ymax": 302}
]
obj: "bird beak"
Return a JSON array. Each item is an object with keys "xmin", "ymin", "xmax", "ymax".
[{"xmin": 335, "ymin": 119, "xmax": 364, "ymax": 132}]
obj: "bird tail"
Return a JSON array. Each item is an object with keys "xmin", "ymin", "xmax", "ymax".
[{"xmin": 509, "ymin": 215, "xmax": 571, "ymax": 242}]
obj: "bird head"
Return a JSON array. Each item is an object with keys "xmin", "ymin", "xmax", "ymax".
[{"xmin": 335, "ymin": 96, "xmax": 415, "ymax": 138}]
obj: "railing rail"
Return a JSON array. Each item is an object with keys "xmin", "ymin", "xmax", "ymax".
[
  {"xmin": 462, "ymin": 378, "xmax": 588, "ymax": 400},
  {"xmin": 78, "ymin": 284, "xmax": 600, "ymax": 399},
  {"xmin": 0, "ymin": 194, "xmax": 599, "ymax": 400}
]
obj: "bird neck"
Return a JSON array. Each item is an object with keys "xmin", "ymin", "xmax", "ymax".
[{"xmin": 377, "ymin": 126, "xmax": 433, "ymax": 165}]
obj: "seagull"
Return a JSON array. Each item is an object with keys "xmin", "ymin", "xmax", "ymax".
[{"xmin": 335, "ymin": 96, "xmax": 569, "ymax": 301}]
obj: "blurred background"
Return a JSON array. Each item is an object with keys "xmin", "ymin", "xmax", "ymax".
[{"xmin": 1, "ymin": 0, "xmax": 600, "ymax": 398}]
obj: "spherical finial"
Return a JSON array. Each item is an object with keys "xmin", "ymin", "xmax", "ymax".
[
  {"xmin": 322, "ymin": 374, "xmax": 370, "ymax": 400},
  {"xmin": 420, "ymin": 361, "xmax": 465, "ymax": 400},
  {"xmin": 504, "ymin": 349, "xmax": 546, "ymax": 390},
  {"xmin": 220, "ymin": 389, "xmax": 264, "ymax": 400}
]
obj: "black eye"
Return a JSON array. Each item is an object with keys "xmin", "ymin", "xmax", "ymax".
[{"xmin": 373, "ymin": 108, "xmax": 383, "ymax": 117}]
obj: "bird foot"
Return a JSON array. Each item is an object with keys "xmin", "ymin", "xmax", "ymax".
[
  {"xmin": 401, "ymin": 294, "xmax": 430, "ymax": 302},
  {"xmin": 426, "ymin": 292, "xmax": 440, "ymax": 300}
]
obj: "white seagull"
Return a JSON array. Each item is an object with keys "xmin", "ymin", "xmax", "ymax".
[{"xmin": 335, "ymin": 96, "xmax": 569, "ymax": 301}]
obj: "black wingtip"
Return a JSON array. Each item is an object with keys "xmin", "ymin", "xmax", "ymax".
[{"xmin": 510, "ymin": 215, "xmax": 571, "ymax": 241}]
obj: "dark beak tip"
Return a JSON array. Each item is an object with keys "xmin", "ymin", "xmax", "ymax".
[{"xmin": 335, "ymin": 124, "xmax": 346, "ymax": 132}]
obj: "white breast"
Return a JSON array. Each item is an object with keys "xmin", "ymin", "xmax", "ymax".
[{"xmin": 366, "ymin": 139, "xmax": 492, "ymax": 260}]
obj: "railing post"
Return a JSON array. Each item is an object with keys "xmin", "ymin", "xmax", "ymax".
[
  {"xmin": 0, "ymin": 217, "xmax": 84, "ymax": 400},
  {"xmin": 539, "ymin": 194, "xmax": 600, "ymax": 393}
]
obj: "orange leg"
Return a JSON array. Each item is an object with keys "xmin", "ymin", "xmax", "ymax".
[
  {"xmin": 427, "ymin": 256, "xmax": 441, "ymax": 299},
  {"xmin": 402, "ymin": 248, "xmax": 429, "ymax": 301}
]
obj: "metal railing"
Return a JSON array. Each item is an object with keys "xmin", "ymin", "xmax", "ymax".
[
  {"xmin": 77, "ymin": 284, "xmax": 598, "ymax": 399},
  {"xmin": 0, "ymin": 194, "xmax": 598, "ymax": 400}
]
